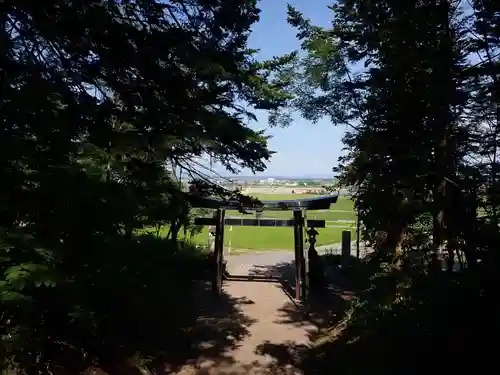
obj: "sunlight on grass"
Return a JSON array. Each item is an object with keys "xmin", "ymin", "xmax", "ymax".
[{"xmin": 148, "ymin": 195, "xmax": 356, "ymax": 250}]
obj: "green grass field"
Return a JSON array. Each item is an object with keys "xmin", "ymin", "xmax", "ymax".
[{"xmin": 155, "ymin": 193, "xmax": 357, "ymax": 250}]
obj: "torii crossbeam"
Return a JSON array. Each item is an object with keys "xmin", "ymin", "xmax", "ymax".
[{"xmin": 190, "ymin": 193, "xmax": 339, "ymax": 302}]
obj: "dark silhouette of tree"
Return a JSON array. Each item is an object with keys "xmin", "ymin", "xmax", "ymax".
[
  {"xmin": 271, "ymin": 0, "xmax": 500, "ymax": 373},
  {"xmin": 0, "ymin": 1, "xmax": 292, "ymax": 373}
]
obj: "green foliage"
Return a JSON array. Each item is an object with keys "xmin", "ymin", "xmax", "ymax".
[
  {"xmin": 278, "ymin": 0, "xmax": 500, "ymax": 373},
  {"xmin": 1, "ymin": 234, "xmax": 210, "ymax": 374},
  {"xmin": 1, "ymin": 0, "xmax": 291, "ymax": 373},
  {"xmin": 280, "ymin": 0, "xmax": 499, "ymax": 256}
]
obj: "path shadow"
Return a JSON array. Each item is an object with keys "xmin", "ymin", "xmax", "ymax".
[
  {"xmin": 245, "ymin": 256, "xmax": 359, "ymax": 330},
  {"xmin": 78, "ymin": 280, "xmax": 258, "ymax": 375},
  {"xmin": 229, "ymin": 254, "xmax": 367, "ymax": 371},
  {"xmin": 157, "ymin": 281, "xmax": 258, "ymax": 373},
  {"xmin": 16, "ymin": 235, "xmax": 262, "ymax": 375},
  {"xmin": 55, "ymin": 238, "xmax": 262, "ymax": 375},
  {"xmin": 245, "ymin": 262, "xmax": 299, "ymax": 304},
  {"xmin": 136, "ymin": 253, "xmax": 366, "ymax": 375},
  {"xmin": 254, "ymin": 341, "xmax": 309, "ymax": 373},
  {"xmin": 157, "ymin": 277, "xmax": 311, "ymax": 375}
]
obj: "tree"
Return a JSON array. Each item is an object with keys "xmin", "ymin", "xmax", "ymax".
[
  {"xmin": 275, "ymin": 1, "xmax": 474, "ymax": 257},
  {"xmin": 272, "ymin": 1, "xmax": 500, "ymax": 372},
  {"xmin": 0, "ymin": 0, "xmax": 292, "ymax": 372}
]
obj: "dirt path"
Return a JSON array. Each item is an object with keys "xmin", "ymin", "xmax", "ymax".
[
  {"xmin": 170, "ymin": 246, "xmax": 368, "ymax": 375},
  {"xmin": 174, "ymin": 252, "xmax": 317, "ymax": 375}
]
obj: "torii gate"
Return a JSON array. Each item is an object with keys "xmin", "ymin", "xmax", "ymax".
[{"xmin": 189, "ymin": 193, "xmax": 339, "ymax": 302}]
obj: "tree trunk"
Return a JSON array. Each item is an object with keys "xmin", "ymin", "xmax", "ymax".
[{"xmin": 431, "ymin": 0, "xmax": 455, "ymax": 272}]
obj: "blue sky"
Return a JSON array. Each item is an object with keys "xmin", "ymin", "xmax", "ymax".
[{"xmin": 214, "ymin": 0, "xmax": 347, "ymax": 178}]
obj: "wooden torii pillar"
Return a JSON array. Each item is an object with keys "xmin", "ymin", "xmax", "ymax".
[{"xmin": 191, "ymin": 194, "xmax": 339, "ymax": 302}]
